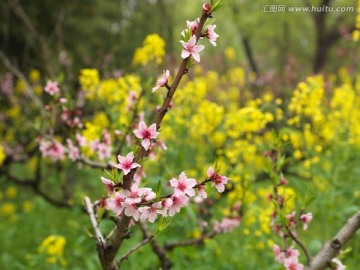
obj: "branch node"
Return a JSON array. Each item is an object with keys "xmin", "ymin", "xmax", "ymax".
[{"xmin": 330, "ymin": 239, "xmax": 341, "ymax": 249}]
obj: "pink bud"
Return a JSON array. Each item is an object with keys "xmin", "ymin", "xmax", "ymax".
[{"xmin": 202, "ymin": 2, "xmax": 212, "ymax": 14}]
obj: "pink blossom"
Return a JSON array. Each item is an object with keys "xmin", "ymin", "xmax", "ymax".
[
  {"xmin": 180, "ymin": 35, "xmax": 205, "ymax": 62},
  {"xmin": 107, "ymin": 193, "xmax": 126, "ymax": 216},
  {"xmin": 97, "ymin": 143, "xmax": 112, "ymax": 160},
  {"xmin": 197, "ymin": 185, "xmax": 207, "ymax": 198},
  {"xmin": 127, "ymin": 91, "xmax": 137, "ymax": 110},
  {"xmin": 102, "ymin": 129, "xmax": 111, "ymax": 145},
  {"xmin": 59, "ymin": 97, "xmax": 67, "ymax": 103},
  {"xmin": 332, "ymin": 258, "xmax": 346, "ymax": 270},
  {"xmin": 76, "ymin": 133, "xmax": 87, "ymax": 146},
  {"xmin": 90, "ymin": 139, "xmax": 100, "ymax": 151},
  {"xmin": 39, "ymin": 139, "xmax": 66, "ymax": 161},
  {"xmin": 283, "ymin": 256, "xmax": 304, "ymax": 270},
  {"xmin": 213, "ymin": 217, "xmax": 240, "ymax": 233},
  {"xmin": 202, "ymin": 2, "xmax": 212, "ymax": 14},
  {"xmin": 44, "ymin": 80, "xmax": 60, "ymax": 95},
  {"xmin": 207, "ymin": 167, "xmax": 229, "ymax": 193},
  {"xmin": 168, "ymin": 194, "xmax": 189, "ymax": 216},
  {"xmin": 286, "ymin": 211, "xmax": 297, "ymax": 228},
  {"xmin": 101, "ymin": 176, "xmax": 115, "ymax": 195},
  {"xmin": 159, "ymin": 198, "xmax": 173, "ymax": 217},
  {"xmin": 121, "ymin": 184, "xmax": 143, "ymax": 204},
  {"xmin": 152, "ymin": 70, "xmax": 170, "ymax": 92},
  {"xmin": 286, "ymin": 247, "xmax": 300, "ymax": 258},
  {"xmin": 139, "ymin": 202, "xmax": 161, "ymax": 222},
  {"xmin": 123, "ymin": 203, "xmax": 141, "ymax": 221},
  {"xmin": 205, "ymin": 25, "xmax": 219, "ymax": 46},
  {"xmin": 141, "ymin": 187, "xmax": 156, "ymax": 201},
  {"xmin": 134, "ymin": 167, "xmax": 146, "ymax": 185},
  {"xmin": 273, "ymin": 244, "xmax": 285, "ymax": 263},
  {"xmin": 112, "ymin": 152, "xmax": 141, "ymax": 175},
  {"xmin": 133, "ymin": 121, "xmax": 159, "ymax": 150},
  {"xmin": 300, "ymin": 212, "xmax": 313, "ymax": 230},
  {"xmin": 170, "ymin": 172, "xmax": 197, "ymax": 197},
  {"xmin": 186, "ymin": 18, "xmax": 199, "ymax": 35},
  {"xmin": 66, "ymin": 139, "xmax": 80, "ymax": 161}
]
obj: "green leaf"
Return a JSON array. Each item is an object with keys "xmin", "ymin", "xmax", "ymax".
[
  {"xmin": 156, "ymin": 217, "xmax": 172, "ymax": 234},
  {"xmin": 83, "ymin": 226, "xmax": 93, "ymax": 238},
  {"xmin": 97, "ymin": 205, "xmax": 105, "ymax": 222},
  {"xmin": 155, "ymin": 180, "xmax": 162, "ymax": 198}
]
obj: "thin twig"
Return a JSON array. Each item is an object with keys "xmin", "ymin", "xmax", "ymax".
[
  {"xmin": 139, "ymin": 221, "xmax": 173, "ymax": 270},
  {"xmin": 0, "ymin": 49, "xmax": 46, "ymax": 117},
  {"xmin": 164, "ymin": 230, "xmax": 217, "ymax": 251},
  {"xmin": 118, "ymin": 235, "xmax": 153, "ymax": 265},
  {"xmin": 78, "ymin": 156, "xmax": 112, "ymax": 170},
  {"xmin": 84, "ymin": 197, "xmax": 105, "ymax": 246},
  {"xmin": 1, "ymin": 167, "xmax": 70, "ymax": 208},
  {"xmin": 287, "ymin": 227, "xmax": 312, "ymax": 264}
]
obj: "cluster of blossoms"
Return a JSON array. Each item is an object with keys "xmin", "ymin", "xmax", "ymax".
[
  {"xmin": 39, "ymin": 138, "xmax": 66, "ymax": 162},
  {"xmin": 213, "ymin": 216, "xmax": 240, "ymax": 233},
  {"xmin": 39, "ymin": 130, "xmax": 112, "ymax": 162},
  {"xmin": 102, "ymin": 169, "xmax": 229, "ymax": 223},
  {"xmin": 152, "ymin": 8, "xmax": 219, "ymax": 93},
  {"xmin": 269, "ymin": 173, "xmax": 346, "ymax": 269},
  {"xmin": 273, "ymin": 245, "xmax": 304, "ymax": 270},
  {"xmin": 101, "ymin": 120, "xmax": 229, "ymax": 222},
  {"xmin": 40, "ymin": 80, "xmax": 116, "ymax": 162},
  {"xmin": 270, "ymin": 187, "xmax": 312, "ymax": 269}
]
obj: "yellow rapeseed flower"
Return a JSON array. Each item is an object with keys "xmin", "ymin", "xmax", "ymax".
[
  {"xmin": 38, "ymin": 235, "xmax": 67, "ymax": 266},
  {"xmin": 6, "ymin": 186, "xmax": 18, "ymax": 199},
  {"xmin": 224, "ymin": 47, "xmax": 236, "ymax": 61},
  {"xmin": 0, "ymin": 145, "xmax": 5, "ymax": 165},
  {"xmin": 29, "ymin": 69, "xmax": 41, "ymax": 83},
  {"xmin": 132, "ymin": 34, "xmax": 165, "ymax": 66},
  {"xmin": 0, "ymin": 203, "xmax": 16, "ymax": 216}
]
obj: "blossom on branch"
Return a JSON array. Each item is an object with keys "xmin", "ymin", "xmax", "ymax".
[
  {"xmin": 133, "ymin": 121, "xmax": 159, "ymax": 150},
  {"xmin": 168, "ymin": 194, "xmax": 189, "ymax": 216},
  {"xmin": 44, "ymin": 80, "xmax": 60, "ymax": 95},
  {"xmin": 205, "ymin": 25, "xmax": 219, "ymax": 46},
  {"xmin": 213, "ymin": 217, "xmax": 240, "ymax": 233},
  {"xmin": 101, "ymin": 177, "xmax": 115, "ymax": 195},
  {"xmin": 180, "ymin": 35, "xmax": 205, "ymax": 62},
  {"xmin": 152, "ymin": 70, "xmax": 170, "ymax": 92},
  {"xmin": 332, "ymin": 258, "xmax": 346, "ymax": 270},
  {"xmin": 170, "ymin": 172, "xmax": 197, "ymax": 197},
  {"xmin": 299, "ymin": 212, "xmax": 313, "ymax": 230},
  {"xmin": 186, "ymin": 18, "xmax": 199, "ymax": 35},
  {"xmin": 202, "ymin": 2, "xmax": 212, "ymax": 14},
  {"xmin": 112, "ymin": 152, "xmax": 141, "ymax": 175},
  {"xmin": 207, "ymin": 167, "xmax": 229, "ymax": 192},
  {"xmin": 139, "ymin": 202, "xmax": 162, "ymax": 222}
]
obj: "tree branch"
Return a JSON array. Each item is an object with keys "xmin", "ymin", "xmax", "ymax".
[
  {"xmin": 117, "ymin": 234, "xmax": 153, "ymax": 265},
  {"xmin": 139, "ymin": 221, "xmax": 172, "ymax": 270},
  {"xmin": 164, "ymin": 230, "xmax": 217, "ymax": 251},
  {"xmin": 305, "ymin": 211, "xmax": 360, "ymax": 270},
  {"xmin": 96, "ymin": 10, "xmax": 212, "ymax": 270},
  {"xmin": 287, "ymin": 227, "xmax": 312, "ymax": 264},
  {"xmin": 84, "ymin": 197, "xmax": 106, "ymax": 250}
]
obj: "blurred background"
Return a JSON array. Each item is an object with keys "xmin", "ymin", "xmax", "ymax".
[{"xmin": 1, "ymin": 0, "xmax": 360, "ymax": 269}]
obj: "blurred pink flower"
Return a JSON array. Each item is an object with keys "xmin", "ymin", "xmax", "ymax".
[
  {"xmin": 152, "ymin": 70, "xmax": 170, "ymax": 92},
  {"xmin": 207, "ymin": 167, "xmax": 229, "ymax": 193},
  {"xmin": 205, "ymin": 25, "xmax": 219, "ymax": 46},
  {"xmin": 101, "ymin": 176, "xmax": 115, "ymax": 195},
  {"xmin": 44, "ymin": 80, "xmax": 60, "ymax": 95}
]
